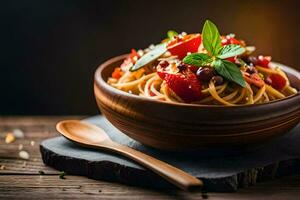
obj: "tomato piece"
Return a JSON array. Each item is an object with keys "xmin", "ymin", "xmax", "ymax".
[
  {"xmin": 243, "ymin": 73, "xmax": 264, "ymax": 88},
  {"xmin": 157, "ymin": 69, "xmax": 202, "ymax": 102},
  {"xmin": 256, "ymin": 55, "xmax": 271, "ymax": 68},
  {"xmin": 187, "ymin": 65, "xmax": 198, "ymax": 73},
  {"xmin": 269, "ymin": 74, "xmax": 286, "ymax": 90},
  {"xmin": 129, "ymin": 49, "xmax": 139, "ymax": 62},
  {"xmin": 111, "ymin": 67, "xmax": 123, "ymax": 79},
  {"xmin": 221, "ymin": 35, "xmax": 242, "ymax": 46},
  {"xmin": 167, "ymin": 34, "xmax": 201, "ymax": 59},
  {"xmin": 120, "ymin": 49, "xmax": 140, "ymax": 69},
  {"xmin": 226, "ymin": 56, "xmax": 236, "ymax": 63},
  {"xmin": 247, "ymin": 56, "xmax": 271, "ymax": 68}
]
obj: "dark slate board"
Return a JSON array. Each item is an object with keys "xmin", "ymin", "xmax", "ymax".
[{"xmin": 40, "ymin": 115, "xmax": 300, "ymax": 192}]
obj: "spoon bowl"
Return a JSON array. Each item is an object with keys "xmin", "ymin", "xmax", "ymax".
[
  {"xmin": 57, "ymin": 120, "xmax": 109, "ymax": 145},
  {"xmin": 56, "ymin": 120, "xmax": 203, "ymax": 191}
]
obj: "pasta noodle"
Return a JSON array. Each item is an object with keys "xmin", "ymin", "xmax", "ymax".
[
  {"xmin": 108, "ymin": 57, "xmax": 298, "ymax": 105},
  {"xmin": 107, "ymin": 29, "xmax": 298, "ymax": 106}
]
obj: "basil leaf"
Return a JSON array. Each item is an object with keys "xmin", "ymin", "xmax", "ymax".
[
  {"xmin": 183, "ymin": 53, "xmax": 212, "ymax": 67},
  {"xmin": 167, "ymin": 30, "xmax": 178, "ymax": 39},
  {"xmin": 202, "ymin": 20, "xmax": 222, "ymax": 56},
  {"xmin": 212, "ymin": 59, "xmax": 246, "ymax": 87},
  {"xmin": 218, "ymin": 44, "xmax": 245, "ymax": 59},
  {"xmin": 130, "ymin": 43, "xmax": 167, "ymax": 71}
]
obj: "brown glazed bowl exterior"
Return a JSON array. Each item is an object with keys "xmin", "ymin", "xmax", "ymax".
[{"xmin": 94, "ymin": 54, "xmax": 300, "ymax": 151}]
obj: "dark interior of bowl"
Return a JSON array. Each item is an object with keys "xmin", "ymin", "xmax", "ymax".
[{"xmin": 287, "ymin": 72, "xmax": 300, "ymax": 91}]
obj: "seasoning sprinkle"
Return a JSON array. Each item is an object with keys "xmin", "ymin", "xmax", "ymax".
[
  {"xmin": 59, "ymin": 171, "xmax": 66, "ymax": 179},
  {"xmin": 18, "ymin": 144, "xmax": 23, "ymax": 150},
  {"xmin": 19, "ymin": 150, "xmax": 30, "ymax": 160},
  {"xmin": 12, "ymin": 129, "xmax": 24, "ymax": 138},
  {"xmin": 38, "ymin": 170, "xmax": 45, "ymax": 175},
  {"xmin": 30, "ymin": 141, "xmax": 35, "ymax": 146},
  {"xmin": 5, "ymin": 133, "xmax": 15, "ymax": 144}
]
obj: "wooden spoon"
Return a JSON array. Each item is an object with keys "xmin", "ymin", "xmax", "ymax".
[{"xmin": 56, "ymin": 120, "xmax": 203, "ymax": 191}]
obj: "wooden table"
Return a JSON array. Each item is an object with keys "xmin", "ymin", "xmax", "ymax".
[{"xmin": 1, "ymin": 116, "xmax": 300, "ymax": 200}]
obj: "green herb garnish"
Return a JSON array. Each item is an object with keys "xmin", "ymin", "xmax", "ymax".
[
  {"xmin": 218, "ymin": 44, "xmax": 245, "ymax": 59},
  {"xmin": 167, "ymin": 30, "xmax": 178, "ymax": 40},
  {"xmin": 202, "ymin": 20, "xmax": 222, "ymax": 56},
  {"xmin": 130, "ymin": 30, "xmax": 177, "ymax": 72},
  {"xmin": 213, "ymin": 59, "xmax": 246, "ymax": 87},
  {"xmin": 130, "ymin": 43, "xmax": 167, "ymax": 72},
  {"xmin": 183, "ymin": 20, "xmax": 246, "ymax": 87},
  {"xmin": 38, "ymin": 170, "xmax": 45, "ymax": 175},
  {"xmin": 183, "ymin": 53, "xmax": 211, "ymax": 67},
  {"xmin": 59, "ymin": 171, "xmax": 66, "ymax": 179}
]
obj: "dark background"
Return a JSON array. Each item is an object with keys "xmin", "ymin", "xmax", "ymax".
[{"xmin": 1, "ymin": 0, "xmax": 300, "ymax": 115}]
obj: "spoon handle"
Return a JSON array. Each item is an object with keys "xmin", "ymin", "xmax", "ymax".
[{"xmin": 101, "ymin": 141, "xmax": 203, "ymax": 191}]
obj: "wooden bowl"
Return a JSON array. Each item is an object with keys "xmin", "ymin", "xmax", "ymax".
[{"xmin": 94, "ymin": 55, "xmax": 300, "ymax": 151}]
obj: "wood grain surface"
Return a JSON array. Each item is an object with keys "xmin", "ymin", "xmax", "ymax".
[{"xmin": 1, "ymin": 116, "xmax": 300, "ymax": 199}]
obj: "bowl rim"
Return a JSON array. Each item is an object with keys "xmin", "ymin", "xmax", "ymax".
[{"xmin": 94, "ymin": 54, "xmax": 300, "ymax": 109}]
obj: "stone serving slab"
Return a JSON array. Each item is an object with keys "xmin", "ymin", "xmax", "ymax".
[{"xmin": 40, "ymin": 115, "xmax": 300, "ymax": 192}]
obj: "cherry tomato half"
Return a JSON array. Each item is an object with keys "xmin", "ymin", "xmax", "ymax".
[
  {"xmin": 269, "ymin": 74, "xmax": 286, "ymax": 90},
  {"xmin": 256, "ymin": 55, "xmax": 271, "ymax": 68},
  {"xmin": 167, "ymin": 34, "xmax": 201, "ymax": 59},
  {"xmin": 129, "ymin": 49, "xmax": 139, "ymax": 62},
  {"xmin": 120, "ymin": 49, "xmax": 139, "ymax": 69},
  {"xmin": 221, "ymin": 35, "xmax": 242, "ymax": 46},
  {"xmin": 226, "ymin": 56, "xmax": 236, "ymax": 63},
  {"xmin": 112, "ymin": 67, "xmax": 123, "ymax": 79}
]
